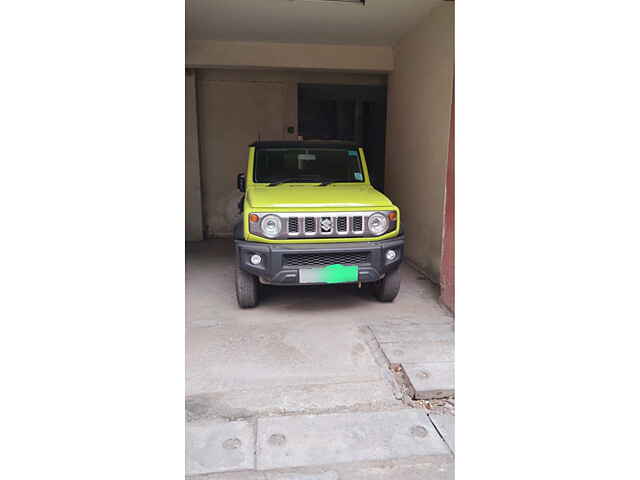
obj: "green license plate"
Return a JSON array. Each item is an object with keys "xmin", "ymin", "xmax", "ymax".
[{"xmin": 299, "ymin": 264, "xmax": 359, "ymax": 284}]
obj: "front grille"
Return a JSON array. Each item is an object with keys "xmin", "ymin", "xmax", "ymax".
[
  {"xmin": 288, "ymin": 217, "xmax": 299, "ymax": 233},
  {"xmin": 283, "ymin": 251, "xmax": 370, "ymax": 267},
  {"xmin": 275, "ymin": 211, "xmax": 395, "ymax": 239},
  {"xmin": 336, "ymin": 216, "xmax": 347, "ymax": 233},
  {"xmin": 304, "ymin": 217, "xmax": 316, "ymax": 233}
]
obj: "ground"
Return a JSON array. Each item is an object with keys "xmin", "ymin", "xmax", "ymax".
[{"xmin": 186, "ymin": 240, "xmax": 455, "ymax": 479}]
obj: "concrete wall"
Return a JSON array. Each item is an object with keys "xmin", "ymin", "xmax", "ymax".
[
  {"xmin": 384, "ymin": 4, "xmax": 454, "ymax": 281},
  {"xmin": 185, "ymin": 71, "xmax": 204, "ymax": 241},
  {"xmin": 196, "ymin": 69, "xmax": 387, "ymax": 237},
  {"xmin": 187, "ymin": 40, "xmax": 393, "ymax": 72}
]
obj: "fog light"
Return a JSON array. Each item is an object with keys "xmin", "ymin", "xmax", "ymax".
[
  {"xmin": 385, "ymin": 250, "xmax": 397, "ymax": 261},
  {"xmin": 250, "ymin": 254, "xmax": 262, "ymax": 265}
]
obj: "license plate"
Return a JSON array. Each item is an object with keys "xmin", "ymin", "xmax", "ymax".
[{"xmin": 299, "ymin": 264, "xmax": 359, "ymax": 284}]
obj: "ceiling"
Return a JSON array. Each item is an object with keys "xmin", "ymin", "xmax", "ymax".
[{"xmin": 186, "ymin": 0, "xmax": 443, "ymax": 45}]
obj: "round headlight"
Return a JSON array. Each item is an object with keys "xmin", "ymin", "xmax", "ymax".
[
  {"xmin": 368, "ymin": 213, "xmax": 389, "ymax": 236},
  {"xmin": 260, "ymin": 215, "xmax": 282, "ymax": 238}
]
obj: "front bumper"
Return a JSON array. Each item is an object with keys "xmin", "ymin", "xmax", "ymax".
[{"xmin": 235, "ymin": 236, "xmax": 405, "ymax": 285}]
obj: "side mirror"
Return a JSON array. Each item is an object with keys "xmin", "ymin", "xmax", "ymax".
[{"xmin": 237, "ymin": 173, "xmax": 246, "ymax": 192}]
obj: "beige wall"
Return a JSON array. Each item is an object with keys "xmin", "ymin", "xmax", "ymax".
[
  {"xmin": 196, "ymin": 69, "xmax": 387, "ymax": 237},
  {"xmin": 385, "ymin": 4, "xmax": 454, "ymax": 281},
  {"xmin": 185, "ymin": 71, "xmax": 204, "ymax": 241},
  {"xmin": 187, "ymin": 40, "xmax": 393, "ymax": 72},
  {"xmin": 198, "ymin": 79, "xmax": 285, "ymax": 237}
]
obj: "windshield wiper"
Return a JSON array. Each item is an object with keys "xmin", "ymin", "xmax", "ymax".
[
  {"xmin": 267, "ymin": 175, "xmax": 322, "ymax": 187},
  {"xmin": 267, "ymin": 178, "xmax": 299, "ymax": 187},
  {"xmin": 317, "ymin": 179, "xmax": 335, "ymax": 186}
]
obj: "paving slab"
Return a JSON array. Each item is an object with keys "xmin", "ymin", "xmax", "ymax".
[
  {"xmin": 429, "ymin": 414, "xmax": 455, "ymax": 454},
  {"xmin": 190, "ymin": 456, "xmax": 454, "ymax": 480},
  {"xmin": 370, "ymin": 323, "xmax": 453, "ymax": 344},
  {"xmin": 186, "ymin": 380, "xmax": 398, "ymax": 422},
  {"xmin": 258, "ymin": 458, "xmax": 453, "ymax": 480},
  {"xmin": 326, "ymin": 456, "xmax": 454, "ymax": 480},
  {"xmin": 334, "ymin": 457, "xmax": 454, "ymax": 480},
  {"xmin": 380, "ymin": 340, "xmax": 454, "ymax": 364},
  {"xmin": 256, "ymin": 409, "xmax": 449, "ymax": 470},
  {"xmin": 187, "ymin": 419, "xmax": 256, "ymax": 475},
  {"xmin": 402, "ymin": 362, "xmax": 454, "ymax": 399}
]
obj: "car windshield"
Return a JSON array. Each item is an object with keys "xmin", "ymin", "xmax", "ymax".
[{"xmin": 253, "ymin": 148, "xmax": 364, "ymax": 184}]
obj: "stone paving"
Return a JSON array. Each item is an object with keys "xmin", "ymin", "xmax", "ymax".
[{"xmin": 186, "ymin": 240, "xmax": 454, "ymax": 478}]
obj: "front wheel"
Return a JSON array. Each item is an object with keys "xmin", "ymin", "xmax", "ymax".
[
  {"xmin": 235, "ymin": 263, "xmax": 258, "ymax": 308},
  {"xmin": 374, "ymin": 268, "xmax": 401, "ymax": 302}
]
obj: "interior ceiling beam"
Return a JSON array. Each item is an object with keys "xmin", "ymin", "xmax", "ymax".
[{"xmin": 186, "ymin": 40, "xmax": 393, "ymax": 72}]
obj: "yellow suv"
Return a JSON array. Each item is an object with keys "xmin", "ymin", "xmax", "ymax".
[{"xmin": 234, "ymin": 141, "xmax": 404, "ymax": 308}]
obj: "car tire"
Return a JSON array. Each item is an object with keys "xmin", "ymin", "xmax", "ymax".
[
  {"xmin": 375, "ymin": 268, "xmax": 401, "ymax": 302},
  {"xmin": 235, "ymin": 262, "xmax": 258, "ymax": 308}
]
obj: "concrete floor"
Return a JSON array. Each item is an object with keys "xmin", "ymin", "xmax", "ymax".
[{"xmin": 186, "ymin": 239, "xmax": 454, "ymax": 478}]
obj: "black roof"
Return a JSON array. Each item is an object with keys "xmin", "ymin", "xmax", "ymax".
[{"xmin": 250, "ymin": 140, "xmax": 360, "ymax": 149}]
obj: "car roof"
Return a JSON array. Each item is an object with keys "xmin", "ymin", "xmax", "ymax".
[{"xmin": 250, "ymin": 140, "xmax": 360, "ymax": 149}]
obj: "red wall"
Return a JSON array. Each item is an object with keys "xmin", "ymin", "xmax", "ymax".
[{"xmin": 440, "ymin": 88, "xmax": 454, "ymax": 312}]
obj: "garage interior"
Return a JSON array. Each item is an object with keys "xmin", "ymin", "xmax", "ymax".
[{"xmin": 186, "ymin": 0, "xmax": 455, "ymax": 477}]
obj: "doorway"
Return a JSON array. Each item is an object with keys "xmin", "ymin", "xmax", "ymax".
[{"xmin": 298, "ymin": 84, "xmax": 387, "ymax": 191}]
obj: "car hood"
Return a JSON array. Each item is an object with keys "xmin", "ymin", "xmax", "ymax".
[{"xmin": 247, "ymin": 184, "xmax": 394, "ymax": 209}]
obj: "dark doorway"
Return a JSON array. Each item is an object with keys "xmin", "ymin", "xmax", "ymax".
[{"xmin": 298, "ymin": 84, "xmax": 387, "ymax": 192}]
